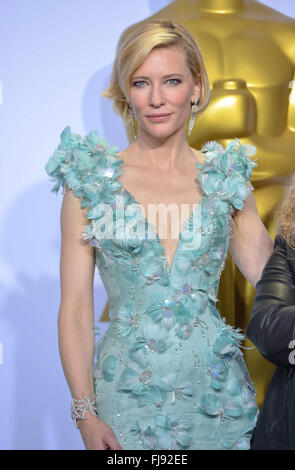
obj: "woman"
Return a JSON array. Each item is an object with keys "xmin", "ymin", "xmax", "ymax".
[
  {"xmin": 45, "ymin": 19, "xmax": 273, "ymax": 450},
  {"xmin": 246, "ymin": 175, "xmax": 295, "ymax": 450}
]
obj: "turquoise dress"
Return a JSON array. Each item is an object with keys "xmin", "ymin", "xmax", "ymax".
[{"xmin": 45, "ymin": 126, "xmax": 259, "ymax": 450}]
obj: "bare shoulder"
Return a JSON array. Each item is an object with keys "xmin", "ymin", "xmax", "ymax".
[
  {"xmin": 115, "ymin": 150, "xmax": 123, "ymax": 159},
  {"xmin": 114, "ymin": 148, "xmax": 132, "ymax": 165},
  {"xmin": 190, "ymin": 147, "xmax": 206, "ymax": 165}
]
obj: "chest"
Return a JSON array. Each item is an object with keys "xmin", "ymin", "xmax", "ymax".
[
  {"xmin": 117, "ymin": 162, "xmax": 204, "ymax": 236},
  {"xmin": 115, "ymin": 159, "xmax": 207, "ymax": 271}
]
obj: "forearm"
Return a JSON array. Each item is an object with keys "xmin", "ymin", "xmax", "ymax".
[{"xmin": 58, "ymin": 310, "xmax": 95, "ymax": 400}]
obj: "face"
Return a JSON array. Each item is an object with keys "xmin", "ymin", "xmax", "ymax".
[{"xmin": 129, "ymin": 45, "xmax": 201, "ymax": 139}]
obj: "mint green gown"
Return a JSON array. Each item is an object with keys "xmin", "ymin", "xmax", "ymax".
[{"xmin": 45, "ymin": 126, "xmax": 259, "ymax": 450}]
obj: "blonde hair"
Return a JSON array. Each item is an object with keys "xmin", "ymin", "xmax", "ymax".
[
  {"xmin": 277, "ymin": 173, "xmax": 295, "ymax": 249},
  {"xmin": 102, "ymin": 18, "xmax": 210, "ymax": 123}
]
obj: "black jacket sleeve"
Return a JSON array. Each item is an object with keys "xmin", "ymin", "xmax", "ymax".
[{"xmin": 246, "ymin": 235, "xmax": 295, "ymax": 368}]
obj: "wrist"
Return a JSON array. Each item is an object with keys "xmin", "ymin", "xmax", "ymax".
[
  {"xmin": 71, "ymin": 393, "xmax": 100, "ymax": 429},
  {"xmin": 76, "ymin": 411, "xmax": 100, "ymax": 429}
]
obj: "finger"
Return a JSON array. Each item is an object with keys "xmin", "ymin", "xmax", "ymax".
[
  {"xmin": 107, "ymin": 435, "xmax": 124, "ymax": 450},
  {"xmin": 95, "ymin": 441, "xmax": 109, "ymax": 450}
]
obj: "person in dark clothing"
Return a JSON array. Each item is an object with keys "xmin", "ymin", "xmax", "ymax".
[{"xmin": 246, "ymin": 179, "xmax": 295, "ymax": 450}]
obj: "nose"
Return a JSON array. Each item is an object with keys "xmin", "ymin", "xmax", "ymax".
[{"xmin": 149, "ymin": 83, "xmax": 164, "ymax": 108}]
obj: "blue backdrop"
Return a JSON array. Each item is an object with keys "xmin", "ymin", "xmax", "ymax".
[{"xmin": 0, "ymin": 0, "xmax": 294, "ymax": 450}]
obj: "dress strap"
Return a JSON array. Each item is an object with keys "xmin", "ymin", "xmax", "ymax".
[
  {"xmin": 45, "ymin": 125, "xmax": 122, "ymax": 244},
  {"xmin": 196, "ymin": 138, "xmax": 257, "ymax": 211}
]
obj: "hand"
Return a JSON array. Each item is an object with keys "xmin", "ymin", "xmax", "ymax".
[{"xmin": 77, "ymin": 413, "xmax": 123, "ymax": 450}]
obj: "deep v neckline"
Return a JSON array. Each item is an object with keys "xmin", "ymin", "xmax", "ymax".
[{"xmin": 114, "ymin": 150, "xmax": 207, "ymax": 274}]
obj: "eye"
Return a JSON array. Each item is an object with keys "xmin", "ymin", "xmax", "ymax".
[
  {"xmin": 132, "ymin": 81, "xmax": 146, "ymax": 88},
  {"xmin": 166, "ymin": 78, "xmax": 182, "ymax": 85}
]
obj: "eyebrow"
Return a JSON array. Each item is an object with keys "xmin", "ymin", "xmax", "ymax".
[{"xmin": 131, "ymin": 73, "xmax": 184, "ymax": 80}]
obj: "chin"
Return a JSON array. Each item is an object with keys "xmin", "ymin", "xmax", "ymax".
[{"xmin": 144, "ymin": 125, "xmax": 181, "ymax": 139}]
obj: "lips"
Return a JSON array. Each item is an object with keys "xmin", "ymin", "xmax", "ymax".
[
  {"xmin": 146, "ymin": 113, "xmax": 172, "ymax": 118},
  {"xmin": 146, "ymin": 113, "xmax": 173, "ymax": 122}
]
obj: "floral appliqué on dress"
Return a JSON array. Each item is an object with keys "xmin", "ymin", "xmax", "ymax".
[{"xmin": 45, "ymin": 126, "xmax": 258, "ymax": 450}]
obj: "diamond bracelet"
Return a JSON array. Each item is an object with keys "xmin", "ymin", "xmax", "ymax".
[{"xmin": 71, "ymin": 393, "xmax": 100, "ymax": 428}]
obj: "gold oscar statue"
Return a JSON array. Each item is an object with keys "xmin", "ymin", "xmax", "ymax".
[{"xmin": 101, "ymin": 0, "xmax": 295, "ymax": 408}]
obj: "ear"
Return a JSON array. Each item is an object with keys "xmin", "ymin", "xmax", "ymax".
[{"xmin": 192, "ymin": 76, "xmax": 201, "ymax": 102}]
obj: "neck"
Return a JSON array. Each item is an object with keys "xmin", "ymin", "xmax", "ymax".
[
  {"xmin": 189, "ymin": 0, "xmax": 250, "ymax": 13},
  {"xmin": 128, "ymin": 128, "xmax": 193, "ymax": 170}
]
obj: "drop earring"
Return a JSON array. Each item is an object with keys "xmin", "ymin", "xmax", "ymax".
[
  {"xmin": 188, "ymin": 98, "xmax": 200, "ymax": 136},
  {"xmin": 128, "ymin": 103, "xmax": 137, "ymax": 139}
]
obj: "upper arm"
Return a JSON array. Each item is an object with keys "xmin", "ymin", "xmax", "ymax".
[
  {"xmin": 229, "ymin": 192, "xmax": 274, "ymax": 288},
  {"xmin": 59, "ymin": 185, "xmax": 95, "ymax": 321}
]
